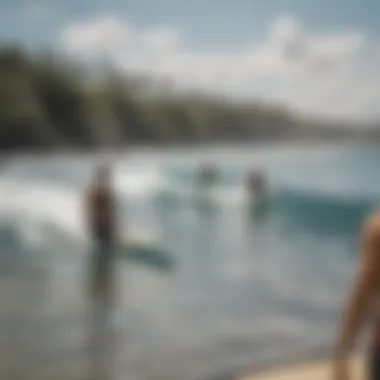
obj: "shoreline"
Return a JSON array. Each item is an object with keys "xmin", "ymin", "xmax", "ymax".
[
  {"xmin": 207, "ymin": 346, "xmax": 364, "ymax": 380},
  {"xmin": 0, "ymin": 139, "xmax": 378, "ymax": 161},
  {"xmin": 236, "ymin": 355, "xmax": 364, "ymax": 380}
]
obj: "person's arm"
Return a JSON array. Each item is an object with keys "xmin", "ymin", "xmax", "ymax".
[
  {"xmin": 84, "ymin": 187, "xmax": 94, "ymax": 236},
  {"xmin": 334, "ymin": 214, "xmax": 380, "ymax": 362}
]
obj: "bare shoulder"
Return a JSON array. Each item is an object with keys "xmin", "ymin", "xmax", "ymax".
[
  {"xmin": 363, "ymin": 211, "xmax": 380, "ymax": 235},
  {"xmin": 362, "ymin": 211, "xmax": 380, "ymax": 250}
]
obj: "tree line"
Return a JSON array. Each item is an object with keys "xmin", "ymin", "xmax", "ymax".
[{"xmin": 0, "ymin": 45, "xmax": 366, "ymax": 152}]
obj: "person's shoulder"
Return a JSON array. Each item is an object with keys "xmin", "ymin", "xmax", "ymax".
[{"xmin": 363, "ymin": 211, "xmax": 380, "ymax": 240}]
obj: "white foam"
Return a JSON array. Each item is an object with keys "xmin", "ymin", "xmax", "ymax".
[
  {"xmin": 0, "ymin": 177, "xmax": 84, "ymax": 242},
  {"xmin": 0, "ymin": 168, "xmax": 165, "ymax": 250},
  {"xmin": 213, "ymin": 185, "xmax": 247, "ymax": 206},
  {"xmin": 115, "ymin": 165, "xmax": 164, "ymax": 198}
]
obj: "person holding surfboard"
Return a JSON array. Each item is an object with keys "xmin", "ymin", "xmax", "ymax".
[
  {"xmin": 333, "ymin": 212, "xmax": 380, "ymax": 380},
  {"xmin": 85, "ymin": 162, "xmax": 118, "ymax": 321}
]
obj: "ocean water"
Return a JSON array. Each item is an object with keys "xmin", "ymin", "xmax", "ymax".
[{"xmin": 0, "ymin": 144, "xmax": 376, "ymax": 380}]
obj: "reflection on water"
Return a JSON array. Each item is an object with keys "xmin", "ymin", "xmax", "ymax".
[{"xmin": 86, "ymin": 314, "xmax": 116, "ymax": 380}]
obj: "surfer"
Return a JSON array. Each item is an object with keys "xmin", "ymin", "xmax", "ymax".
[
  {"xmin": 198, "ymin": 162, "xmax": 218, "ymax": 186},
  {"xmin": 85, "ymin": 162, "xmax": 118, "ymax": 321},
  {"xmin": 333, "ymin": 211, "xmax": 380, "ymax": 380},
  {"xmin": 245, "ymin": 170, "xmax": 267, "ymax": 200}
]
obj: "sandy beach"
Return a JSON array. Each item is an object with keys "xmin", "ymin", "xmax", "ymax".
[{"xmin": 236, "ymin": 356, "xmax": 365, "ymax": 380}]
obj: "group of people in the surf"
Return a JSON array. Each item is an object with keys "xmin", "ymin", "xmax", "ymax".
[
  {"xmin": 85, "ymin": 160, "xmax": 380, "ymax": 380},
  {"xmin": 86, "ymin": 161, "xmax": 269, "ymax": 326},
  {"xmin": 84, "ymin": 160, "xmax": 271, "ymax": 378},
  {"xmin": 197, "ymin": 162, "xmax": 268, "ymax": 202}
]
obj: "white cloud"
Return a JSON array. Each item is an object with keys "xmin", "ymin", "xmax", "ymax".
[
  {"xmin": 141, "ymin": 27, "xmax": 180, "ymax": 54},
  {"xmin": 61, "ymin": 15, "xmax": 380, "ymax": 122},
  {"xmin": 62, "ymin": 16, "xmax": 130, "ymax": 56},
  {"xmin": 269, "ymin": 15, "xmax": 303, "ymax": 60}
]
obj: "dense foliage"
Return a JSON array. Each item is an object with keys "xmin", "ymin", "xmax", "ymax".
[{"xmin": 0, "ymin": 46, "xmax": 369, "ymax": 151}]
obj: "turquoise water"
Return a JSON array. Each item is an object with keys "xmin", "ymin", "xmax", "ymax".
[{"xmin": 0, "ymin": 145, "xmax": 376, "ymax": 379}]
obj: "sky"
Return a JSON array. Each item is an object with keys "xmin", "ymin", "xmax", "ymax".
[{"xmin": 1, "ymin": 0, "xmax": 380, "ymax": 122}]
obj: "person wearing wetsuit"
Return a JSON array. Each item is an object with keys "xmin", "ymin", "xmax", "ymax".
[
  {"xmin": 333, "ymin": 212, "xmax": 380, "ymax": 380},
  {"xmin": 85, "ymin": 163, "xmax": 117, "ymax": 314}
]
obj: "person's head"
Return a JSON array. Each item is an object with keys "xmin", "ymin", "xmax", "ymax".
[
  {"xmin": 246, "ymin": 170, "xmax": 265, "ymax": 194},
  {"xmin": 94, "ymin": 162, "xmax": 111, "ymax": 186}
]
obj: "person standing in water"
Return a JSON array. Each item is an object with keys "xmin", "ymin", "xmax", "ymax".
[
  {"xmin": 245, "ymin": 170, "xmax": 267, "ymax": 200},
  {"xmin": 333, "ymin": 211, "xmax": 380, "ymax": 380},
  {"xmin": 85, "ymin": 163, "xmax": 118, "ymax": 322},
  {"xmin": 245, "ymin": 170, "xmax": 269, "ymax": 221},
  {"xmin": 198, "ymin": 162, "xmax": 218, "ymax": 187}
]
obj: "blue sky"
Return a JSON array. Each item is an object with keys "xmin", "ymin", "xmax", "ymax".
[
  {"xmin": 1, "ymin": 0, "xmax": 380, "ymax": 48},
  {"xmin": 1, "ymin": 0, "xmax": 380, "ymax": 121},
  {"xmin": 114, "ymin": 0, "xmax": 380, "ymax": 46}
]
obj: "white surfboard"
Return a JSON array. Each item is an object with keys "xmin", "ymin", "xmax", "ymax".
[
  {"xmin": 122, "ymin": 230, "xmax": 159, "ymax": 247},
  {"xmin": 117, "ymin": 231, "xmax": 173, "ymax": 271}
]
